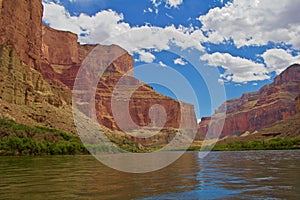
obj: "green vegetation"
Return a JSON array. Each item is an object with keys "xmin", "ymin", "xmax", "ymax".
[
  {"xmin": 0, "ymin": 137, "xmax": 88, "ymax": 156},
  {"xmin": 106, "ymin": 130, "xmax": 160, "ymax": 153},
  {"xmin": 0, "ymin": 118, "xmax": 150, "ymax": 155},
  {"xmin": 190, "ymin": 138, "xmax": 300, "ymax": 151},
  {"xmin": 1, "ymin": 118, "xmax": 299, "ymax": 155},
  {"xmin": 0, "ymin": 118, "xmax": 88, "ymax": 156}
]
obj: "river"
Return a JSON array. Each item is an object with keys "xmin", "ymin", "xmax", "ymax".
[{"xmin": 0, "ymin": 150, "xmax": 299, "ymax": 199}]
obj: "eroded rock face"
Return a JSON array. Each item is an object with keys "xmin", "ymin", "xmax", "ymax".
[
  {"xmin": 0, "ymin": 45, "xmax": 66, "ymax": 107},
  {"xmin": 0, "ymin": 0, "xmax": 43, "ymax": 68},
  {"xmin": 0, "ymin": 0, "xmax": 197, "ymax": 146},
  {"xmin": 42, "ymin": 26, "xmax": 80, "ymax": 65},
  {"xmin": 41, "ymin": 26, "xmax": 197, "ymax": 132},
  {"xmin": 273, "ymin": 64, "xmax": 300, "ymax": 86},
  {"xmin": 0, "ymin": 44, "xmax": 76, "ymax": 134},
  {"xmin": 0, "ymin": 0, "xmax": 77, "ymax": 134},
  {"xmin": 198, "ymin": 64, "xmax": 300, "ymax": 138}
]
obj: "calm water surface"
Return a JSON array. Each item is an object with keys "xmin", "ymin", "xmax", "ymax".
[{"xmin": 0, "ymin": 150, "xmax": 299, "ymax": 199}]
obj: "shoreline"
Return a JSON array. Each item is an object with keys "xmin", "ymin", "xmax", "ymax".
[
  {"xmin": 1, "ymin": 148, "xmax": 300, "ymax": 157},
  {"xmin": 1, "ymin": 118, "xmax": 299, "ymax": 156}
]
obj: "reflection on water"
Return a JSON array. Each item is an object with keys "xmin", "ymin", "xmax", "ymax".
[{"xmin": 0, "ymin": 150, "xmax": 299, "ymax": 199}]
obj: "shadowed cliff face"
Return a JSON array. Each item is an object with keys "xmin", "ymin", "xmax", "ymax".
[
  {"xmin": 0, "ymin": 0, "xmax": 197, "ymax": 145},
  {"xmin": 296, "ymin": 83, "xmax": 300, "ymax": 113},
  {"xmin": 198, "ymin": 64, "xmax": 300, "ymax": 138}
]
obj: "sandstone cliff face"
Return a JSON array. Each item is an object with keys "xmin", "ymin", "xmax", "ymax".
[
  {"xmin": 0, "ymin": 0, "xmax": 197, "ymax": 148},
  {"xmin": 0, "ymin": 45, "xmax": 65, "ymax": 107},
  {"xmin": 42, "ymin": 25, "xmax": 97, "ymax": 71},
  {"xmin": 0, "ymin": 45, "xmax": 76, "ymax": 134},
  {"xmin": 198, "ymin": 64, "xmax": 300, "ymax": 138},
  {"xmin": 0, "ymin": 0, "xmax": 43, "ymax": 68},
  {"xmin": 0, "ymin": 0, "xmax": 78, "ymax": 134},
  {"xmin": 41, "ymin": 26, "xmax": 197, "ymax": 132}
]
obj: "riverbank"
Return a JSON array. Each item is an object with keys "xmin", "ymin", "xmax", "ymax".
[
  {"xmin": 0, "ymin": 118, "xmax": 148, "ymax": 155},
  {"xmin": 188, "ymin": 137, "xmax": 300, "ymax": 151},
  {"xmin": 1, "ymin": 119, "xmax": 300, "ymax": 155},
  {"xmin": 0, "ymin": 119, "xmax": 88, "ymax": 156}
]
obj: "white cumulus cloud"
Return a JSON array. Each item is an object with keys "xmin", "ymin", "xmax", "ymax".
[
  {"xmin": 138, "ymin": 50, "xmax": 156, "ymax": 63},
  {"xmin": 174, "ymin": 57, "xmax": 187, "ymax": 65},
  {"xmin": 158, "ymin": 61, "xmax": 167, "ymax": 67},
  {"xmin": 166, "ymin": 0, "xmax": 183, "ymax": 8},
  {"xmin": 261, "ymin": 49, "xmax": 300, "ymax": 74},
  {"xmin": 200, "ymin": 52, "xmax": 269, "ymax": 83},
  {"xmin": 42, "ymin": 2, "xmax": 204, "ymax": 63},
  {"xmin": 198, "ymin": 0, "xmax": 300, "ymax": 48},
  {"xmin": 43, "ymin": 2, "xmax": 130, "ymax": 40},
  {"xmin": 151, "ymin": 0, "xmax": 184, "ymax": 9}
]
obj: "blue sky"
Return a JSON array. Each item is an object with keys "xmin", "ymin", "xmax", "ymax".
[{"xmin": 42, "ymin": 0, "xmax": 300, "ymax": 119}]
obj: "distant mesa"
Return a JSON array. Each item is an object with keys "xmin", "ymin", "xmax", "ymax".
[{"xmin": 198, "ymin": 63, "xmax": 300, "ymax": 139}]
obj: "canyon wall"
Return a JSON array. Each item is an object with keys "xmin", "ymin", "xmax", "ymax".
[
  {"xmin": 0, "ymin": 44, "xmax": 76, "ymax": 133},
  {"xmin": 0, "ymin": 0, "xmax": 197, "ymax": 145},
  {"xmin": 0, "ymin": 0, "xmax": 43, "ymax": 68},
  {"xmin": 198, "ymin": 64, "xmax": 300, "ymax": 138},
  {"xmin": 41, "ymin": 26, "xmax": 197, "ymax": 132},
  {"xmin": 0, "ymin": 0, "xmax": 76, "ymax": 134}
]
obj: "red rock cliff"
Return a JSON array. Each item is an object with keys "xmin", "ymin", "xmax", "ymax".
[
  {"xmin": 42, "ymin": 25, "xmax": 80, "ymax": 65},
  {"xmin": 0, "ymin": 0, "xmax": 43, "ymax": 68},
  {"xmin": 0, "ymin": 0, "xmax": 197, "ymax": 143},
  {"xmin": 41, "ymin": 26, "xmax": 197, "ymax": 132},
  {"xmin": 0, "ymin": 0, "xmax": 76, "ymax": 134},
  {"xmin": 198, "ymin": 64, "xmax": 300, "ymax": 138}
]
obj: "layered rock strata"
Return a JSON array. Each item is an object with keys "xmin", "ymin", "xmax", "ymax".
[
  {"xmin": 0, "ymin": 0, "xmax": 197, "ymax": 147},
  {"xmin": 198, "ymin": 64, "xmax": 300, "ymax": 138},
  {"xmin": 41, "ymin": 26, "xmax": 197, "ymax": 132}
]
